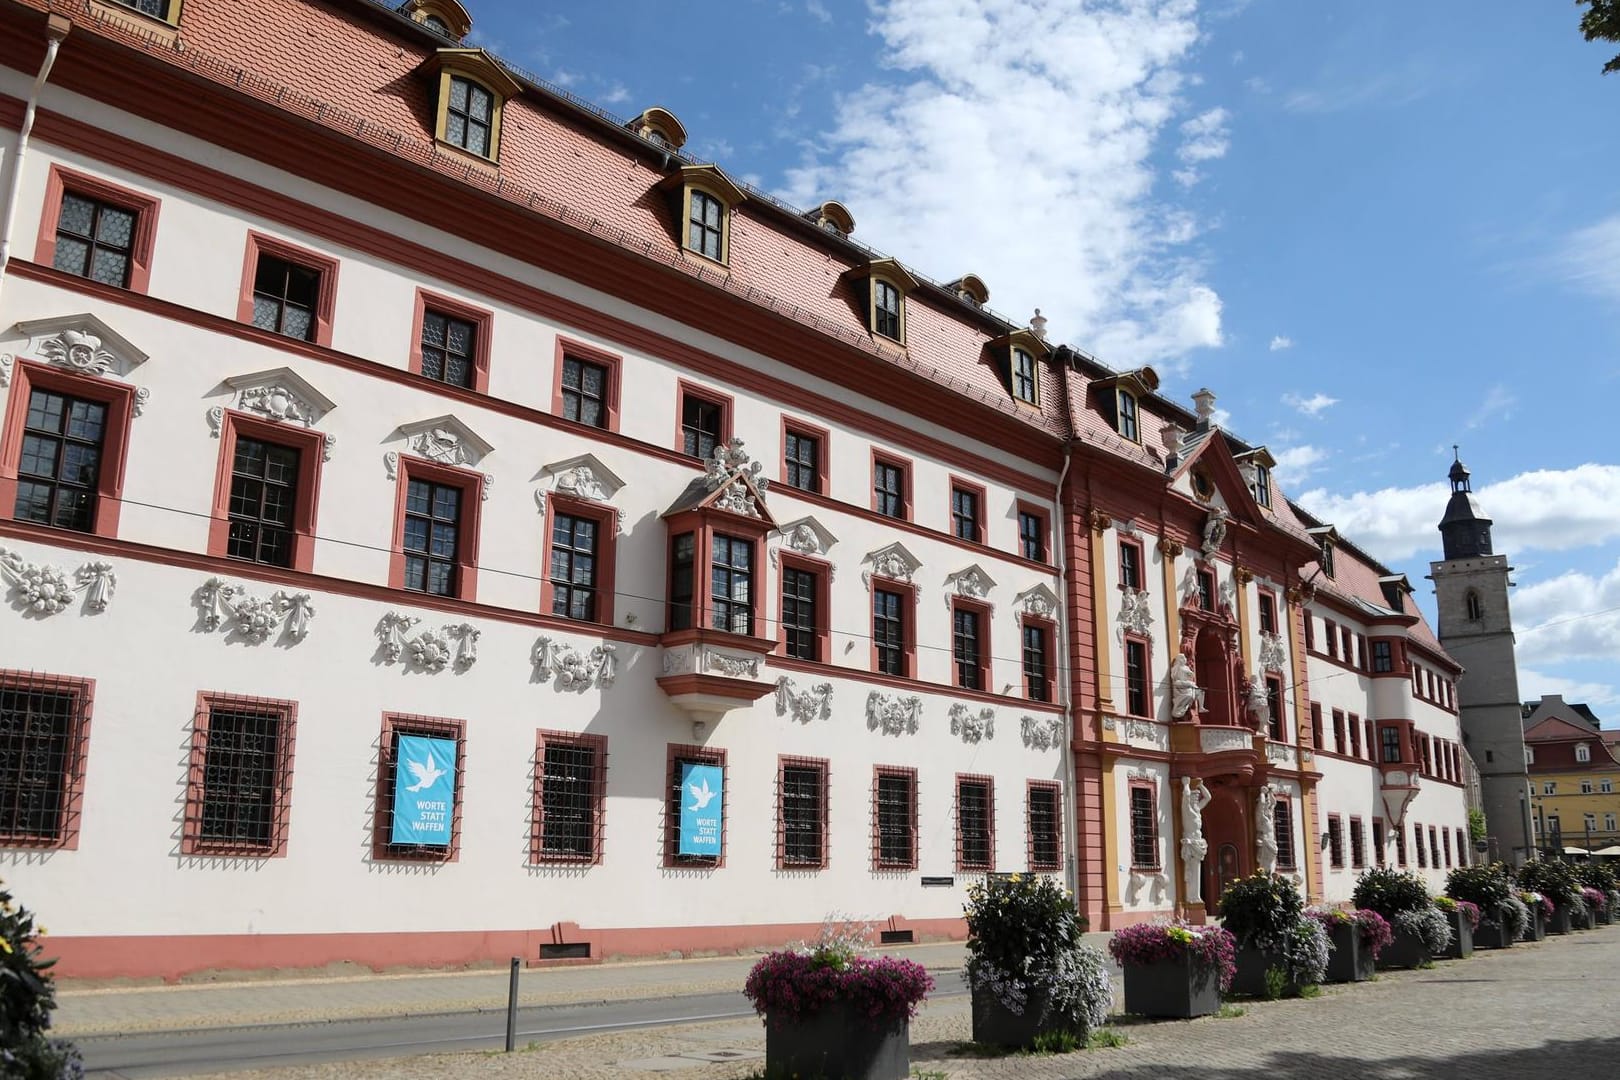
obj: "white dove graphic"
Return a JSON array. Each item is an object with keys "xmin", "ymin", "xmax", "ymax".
[
  {"xmin": 405, "ymin": 751, "xmax": 446, "ymax": 792},
  {"xmin": 687, "ymin": 776, "xmax": 718, "ymax": 811}
]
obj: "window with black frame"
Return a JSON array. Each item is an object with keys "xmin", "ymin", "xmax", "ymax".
[
  {"xmin": 538, "ymin": 737, "xmax": 600, "ymax": 861},
  {"xmin": 1028, "ymin": 785, "xmax": 1060, "ymax": 871},
  {"xmin": 15, "ymin": 388, "xmax": 105, "ymax": 533},
  {"xmin": 402, "ymin": 478, "xmax": 461, "ymax": 596},
  {"xmin": 873, "ymin": 589, "xmax": 906, "ymax": 675},
  {"xmin": 687, "ymin": 189, "xmax": 724, "ymax": 260},
  {"xmin": 251, "ymin": 254, "xmax": 320, "ymax": 341},
  {"xmin": 681, "ymin": 394, "xmax": 723, "ymax": 459},
  {"xmin": 952, "ymin": 607, "xmax": 982, "ymax": 690},
  {"xmin": 781, "ymin": 567, "xmax": 819, "ymax": 661},
  {"xmin": 419, "ymin": 310, "xmax": 477, "ymax": 388},
  {"xmin": 710, "ymin": 535, "xmax": 753, "ymax": 634},
  {"xmin": 53, "ymin": 191, "xmax": 135, "ymax": 287},
  {"xmin": 227, "ymin": 436, "xmax": 299, "ymax": 568},
  {"xmin": 875, "ymin": 770, "xmax": 915, "ymax": 868},
  {"xmin": 549, "ymin": 512, "xmax": 599, "ymax": 622},
  {"xmin": 784, "ymin": 430, "xmax": 820, "ymax": 492},
  {"xmin": 957, "ymin": 778, "xmax": 992, "ymax": 870},
  {"xmin": 1022, "ymin": 623, "xmax": 1049, "ymax": 702},
  {"xmin": 873, "ymin": 279, "xmax": 902, "ymax": 340},
  {"xmin": 561, "ymin": 355, "xmax": 609, "ymax": 427},
  {"xmin": 780, "ymin": 762, "xmax": 825, "ymax": 868},
  {"xmin": 1129, "ymin": 785, "xmax": 1157, "ymax": 868}
]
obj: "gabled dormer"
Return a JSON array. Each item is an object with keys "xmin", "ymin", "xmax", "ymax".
[
  {"xmin": 1090, "ymin": 367, "xmax": 1160, "ymax": 443},
  {"xmin": 1234, "ymin": 447, "xmax": 1277, "ymax": 509},
  {"xmin": 660, "ymin": 164, "xmax": 747, "ymax": 266},
  {"xmin": 424, "ymin": 48, "xmax": 521, "ymax": 162},
  {"xmin": 1307, "ymin": 525, "xmax": 1339, "ymax": 579},
  {"xmin": 843, "ymin": 258, "xmax": 918, "ymax": 345},
  {"xmin": 986, "ymin": 327, "xmax": 1051, "ymax": 408}
]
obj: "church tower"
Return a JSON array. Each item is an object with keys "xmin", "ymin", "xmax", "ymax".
[{"xmin": 1429, "ymin": 451, "xmax": 1534, "ymax": 861}]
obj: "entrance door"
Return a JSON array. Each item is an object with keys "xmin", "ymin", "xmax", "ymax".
[{"xmin": 1200, "ymin": 784, "xmax": 1249, "ymax": 912}]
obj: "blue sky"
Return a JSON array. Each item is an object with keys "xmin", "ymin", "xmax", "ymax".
[{"xmin": 471, "ymin": 1, "xmax": 1620, "ymax": 711}]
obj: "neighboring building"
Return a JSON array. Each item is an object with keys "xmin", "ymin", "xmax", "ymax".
[
  {"xmin": 0, "ymin": 0, "xmax": 1474, "ymax": 977},
  {"xmin": 1523, "ymin": 697, "xmax": 1620, "ymax": 855},
  {"xmin": 1429, "ymin": 454, "xmax": 1535, "ymax": 861}
]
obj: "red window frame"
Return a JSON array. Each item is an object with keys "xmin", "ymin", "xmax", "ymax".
[
  {"xmin": 1016, "ymin": 500, "xmax": 1051, "ymax": 565},
  {"xmin": 870, "ymin": 576, "xmax": 919, "ymax": 679},
  {"xmin": 0, "ymin": 361, "xmax": 136, "ymax": 539},
  {"xmin": 1347, "ymin": 712, "xmax": 1361, "ymax": 758},
  {"xmin": 387, "ymin": 455, "xmax": 485, "ymax": 603},
  {"xmin": 948, "ymin": 476, "xmax": 987, "ymax": 545},
  {"xmin": 1128, "ymin": 780, "xmax": 1159, "ymax": 870},
  {"xmin": 1026, "ymin": 780, "xmax": 1062, "ymax": 872},
  {"xmin": 1309, "ymin": 701, "xmax": 1324, "ymax": 750},
  {"xmin": 539, "ymin": 493, "xmax": 617, "ymax": 626},
  {"xmin": 1275, "ymin": 796, "xmax": 1296, "ymax": 871},
  {"xmin": 35, "ymin": 164, "xmax": 162, "ymax": 294},
  {"xmin": 1429, "ymin": 825, "xmax": 1440, "ymax": 869},
  {"xmin": 1303, "ymin": 612, "xmax": 1315, "ymax": 652},
  {"xmin": 1414, "ymin": 821, "xmax": 1426, "ymax": 868},
  {"xmin": 1364, "ymin": 719, "xmax": 1376, "ymax": 763},
  {"xmin": 0, "ymin": 668, "xmax": 94, "ymax": 850},
  {"xmin": 776, "ymin": 755, "xmax": 830, "ymax": 870},
  {"xmin": 955, "ymin": 773, "xmax": 995, "ymax": 873},
  {"xmin": 871, "ymin": 765, "xmax": 919, "ymax": 871},
  {"xmin": 870, "ymin": 448, "xmax": 913, "ymax": 521},
  {"xmin": 551, "ymin": 336, "xmax": 623, "ymax": 432},
  {"xmin": 1123, "ymin": 633, "xmax": 1153, "ymax": 719},
  {"xmin": 1257, "ymin": 588, "xmax": 1278, "ymax": 636},
  {"xmin": 664, "ymin": 743, "xmax": 727, "ymax": 868},
  {"xmin": 780, "ymin": 415, "xmax": 830, "ymax": 494},
  {"xmin": 235, "ymin": 231, "xmax": 340, "ymax": 348},
  {"xmin": 182, "ymin": 691, "xmax": 298, "ymax": 858},
  {"xmin": 1323, "ymin": 619, "xmax": 1336, "ymax": 659},
  {"xmin": 1020, "ymin": 615, "xmax": 1057, "ymax": 703},
  {"xmin": 1395, "ymin": 823, "xmax": 1408, "ymax": 866},
  {"xmin": 1326, "ymin": 813, "xmax": 1344, "ymax": 869},
  {"xmin": 408, "ymin": 288, "xmax": 493, "ymax": 394},
  {"xmin": 1373, "ymin": 819, "xmax": 1386, "ymax": 866},
  {"xmin": 531, "ymin": 729, "xmax": 608, "ymax": 866},
  {"xmin": 1332, "ymin": 709, "xmax": 1346, "ymax": 755},
  {"xmin": 776, "ymin": 552, "xmax": 832, "ymax": 663},
  {"xmin": 373, "ymin": 712, "xmax": 466, "ymax": 862},
  {"xmin": 1265, "ymin": 674, "xmax": 1285, "ymax": 741},
  {"xmin": 1349, "ymin": 815, "xmax": 1366, "ymax": 868},
  {"xmin": 205, "ymin": 410, "xmax": 326, "ymax": 573},
  {"xmin": 674, "ymin": 380, "xmax": 733, "ymax": 459},
  {"xmin": 950, "ymin": 596, "xmax": 992, "ymax": 692}
]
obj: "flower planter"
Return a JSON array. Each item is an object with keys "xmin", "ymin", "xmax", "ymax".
[
  {"xmin": 1322, "ymin": 921, "xmax": 1375, "ymax": 982},
  {"xmin": 1527, "ymin": 907, "xmax": 1547, "ymax": 942},
  {"xmin": 1229, "ymin": 944, "xmax": 1300, "ymax": 998},
  {"xmin": 971, "ymin": 985, "xmax": 1078, "ymax": 1049},
  {"xmin": 764, "ymin": 1002, "xmax": 910, "ymax": 1080},
  {"xmin": 1121, "ymin": 955, "xmax": 1222, "ymax": 1019},
  {"xmin": 1376, "ymin": 927, "xmax": 1430, "ymax": 970},
  {"xmin": 1575, "ymin": 908, "xmax": 1596, "ymax": 931},
  {"xmin": 1602, "ymin": 905, "xmax": 1615, "ymax": 926},
  {"xmin": 1548, "ymin": 905, "xmax": 1573, "ymax": 935},
  {"xmin": 1441, "ymin": 911, "xmax": 1473, "ymax": 959},
  {"xmin": 1472, "ymin": 909, "xmax": 1515, "ymax": 950}
]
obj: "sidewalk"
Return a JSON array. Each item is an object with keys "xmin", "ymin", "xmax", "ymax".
[{"xmin": 52, "ymin": 941, "xmax": 970, "ymax": 1036}]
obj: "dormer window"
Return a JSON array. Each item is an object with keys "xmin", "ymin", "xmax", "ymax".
[
  {"xmin": 628, "ymin": 107, "xmax": 688, "ymax": 151},
  {"xmin": 688, "ymin": 190, "xmax": 723, "ymax": 261},
  {"xmin": 843, "ymin": 259, "xmax": 916, "ymax": 345},
  {"xmin": 1116, "ymin": 389, "xmax": 1139, "ymax": 441},
  {"xmin": 112, "ymin": 0, "xmax": 179, "ymax": 27},
  {"xmin": 874, "ymin": 280, "xmax": 902, "ymax": 340},
  {"xmin": 1254, "ymin": 465, "xmax": 1272, "ymax": 507},
  {"xmin": 947, "ymin": 274, "xmax": 990, "ymax": 309},
  {"xmin": 989, "ymin": 328, "xmax": 1049, "ymax": 408},
  {"xmin": 1013, "ymin": 349, "xmax": 1037, "ymax": 403},
  {"xmin": 805, "ymin": 201, "xmax": 855, "ymax": 238},
  {"xmin": 446, "ymin": 78, "xmax": 493, "ymax": 155},
  {"xmin": 427, "ymin": 50, "xmax": 520, "ymax": 162},
  {"xmin": 1319, "ymin": 539, "xmax": 1335, "ymax": 578},
  {"xmin": 423, "ymin": 15, "xmax": 450, "ymax": 33},
  {"xmin": 402, "ymin": 0, "xmax": 472, "ymax": 40},
  {"xmin": 1578, "ymin": 743, "xmax": 1592, "ymax": 763},
  {"xmin": 1094, "ymin": 367, "xmax": 1158, "ymax": 443},
  {"xmin": 661, "ymin": 166, "xmax": 745, "ymax": 266}
]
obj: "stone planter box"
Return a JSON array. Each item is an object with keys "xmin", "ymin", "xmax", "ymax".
[
  {"xmin": 764, "ymin": 1002, "xmax": 909, "ymax": 1080},
  {"xmin": 1472, "ymin": 910, "xmax": 1516, "ymax": 949},
  {"xmin": 1527, "ymin": 906, "xmax": 1547, "ymax": 941},
  {"xmin": 1573, "ymin": 907, "xmax": 1595, "ymax": 931},
  {"xmin": 1548, "ymin": 904, "xmax": 1573, "ymax": 935},
  {"xmin": 1229, "ymin": 944, "xmax": 1302, "ymax": 998},
  {"xmin": 1376, "ymin": 926, "xmax": 1430, "ymax": 970},
  {"xmin": 1121, "ymin": 954, "xmax": 1222, "ymax": 1019},
  {"xmin": 1323, "ymin": 920, "xmax": 1375, "ymax": 982},
  {"xmin": 1441, "ymin": 911, "xmax": 1473, "ymax": 959},
  {"xmin": 971, "ymin": 985, "xmax": 1078, "ymax": 1049},
  {"xmin": 1601, "ymin": 904, "xmax": 1615, "ymax": 926}
]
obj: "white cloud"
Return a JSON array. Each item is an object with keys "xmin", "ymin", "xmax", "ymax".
[
  {"xmin": 551, "ymin": 69, "xmax": 580, "ymax": 88},
  {"xmin": 1558, "ymin": 214, "xmax": 1620, "ymax": 303},
  {"xmin": 599, "ymin": 82, "xmax": 631, "ymax": 106},
  {"xmin": 806, "ymin": 0, "xmax": 832, "ymax": 23},
  {"xmin": 1512, "ymin": 560, "xmax": 1620, "ymax": 671},
  {"xmin": 1268, "ymin": 334, "xmax": 1292, "ymax": 351},
  {"xmin": 784, "ymin": 0, "xmax": 1222, "ymax": 370},
  {"xmin": 1466, "ymin": 384, "xmax": 1515, "ymax": 430},
  {"xmin": 1272, "ymin": 444, "xmax": 1325, "ymax": 486},
  {"xmin": 1177, "ymin": 107, "xmax": 1230, "ymax": 163},
  {"xmin": 1296, "ymin": 464, "xmax": 1620, "ymax": 561},
  {"xmin": 1282, "ymin": 391, "xmax": 1337, "ymax": 418},
  {"xmin": 1517, "ymin": 668, "xmax": 1620, "ymax": 710}
]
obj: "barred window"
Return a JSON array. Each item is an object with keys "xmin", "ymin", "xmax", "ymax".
[
  {"xmin": 251, "ymin": 254, "xmax": 321, "ymax": 341},
  {"xmin": 710, "ymin": 534, "xmax": 753, "ymax": 634},
  {"xmin": 1129, "ymin": 784, "xmax": 1158, "ymax": 869},
  {"xmin": 874, "ymin": 460, "xmax": 905, "ymax": 519},
  {"xmin": 779, "ymin": 760, "xmax": 827, "ymax": 869},
  {"xmin": 1372, "ymin": 820, "xmax": 1386, "ymax": 866},
  {"xmin": 1414, "ymin": 822, "xmax": 1426, "ymax": 868},
  {"xmin": 419, "ymin": 310, "xmax": 477, "ymax": 388},
  {"xmin": 0, "ymin": 673, "xmax": 91, "ymax": 847},
  {"xmin": 15, "ymin": 387, "xmax": 106, "ymax": 533},
  {"xmin": 681, "ymin": 394, "xmax": 724, "ymax": 459},
  {"xmin": 1429, "ymin": 826, "xmax": 1440, "ymax": 869},
  {"xmin": 781, "ymin": 567, "xmax": 820, "ymax": 661},
  {"xmin": 535, "ymin": 733, "xmax": 604, "ymax": 863},
  {"xmin": 185, "ymin": 696, "xmax": 296, "ymax": 856},
  {"xmin": 666, "ymin": 747, "xmax": 725, "ymax": 867},
  {"xmin": 52, "ymin": 191, "xmax": 135, "ymax": 288},
  {"xmin": 1395, "ymin": 824, "xmax": 1408, "ymax": 867},
  {"xmin": 1275, "ymin": 798, "xmax": 1296, "ymax": 870},
  {"xmin": 561, "ymin": 356, "xmax": 609, "ymax": 428},
  {"xmin": 227, "ymin": 436, "xmax": 299, "ymax": 568},
  {"xmin": 1019, "ymin": 510, "xmax": 1046, "ymax": 562},
  {"xmin": 445, "ymin": 76, "xmax": 494, "ymax": 157},
  {"xmin": 549, "ymin": 512, "xmax": 599, "ymax": 622},
  {"xmin": 375, "ymin": 716, "xmax": 463, "ymax": 861},
  {"xmin": 873, "ymin": 589, "xmax": 906, "ymax": 676},
  {"xmin": 784, "ymin": 430, "xmax": 820, "ymax": 493},
  {"xmin": 1022, "ymin": 623, "xmax": 1050, "ymax": 702},
  {"xmin": 1027, "ymin": 783, "xmax": 1060, "ymax": 872},
  {"xmin": 403, "ymin": 478, "xmax": 462, "ymax": 596},
  {"xmin": 952, "ymin": 607, "xmax": 983, "ymax": 690},
  {"xmin": 1350, "ymin": 816, "xmax": 1366, "ymax": 868},
  {"xmin": 951, "ymin": 486, "xmax": 980, "ymax": 542},
  {"xmin": 875, "ymin": 768, "xmax": 916, "ymax": 869},
  {"xmin": 1327, "ymin": 815, "xmax": 1344, "ymax": 869},
  {"xmin": 956, "ymin": 777, "xmax": 993, "ymax": 872}
]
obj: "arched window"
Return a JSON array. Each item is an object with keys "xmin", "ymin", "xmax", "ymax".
[{"xmin": 1465, "ymin": 590, "xmax": 1483, "ymax": 622}]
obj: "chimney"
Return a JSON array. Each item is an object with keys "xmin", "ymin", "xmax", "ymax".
[
  {"xmin": 1029, "ymin": 309, "xmax": 1048, "ymax": 342},
  {"xmin": 1192, "ymin": 388, "xmax": 1217, "ymax": 430},
  {"xmin": 1160, "ymin": 421, "xmax": 1184, "ymax": 472}
]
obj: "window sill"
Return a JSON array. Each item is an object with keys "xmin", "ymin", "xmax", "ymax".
[
  {"xmin": 90, "ymin": 0, "xmax": 182, "ymax": 38},
  {"xmin": 432, "ymin": 138, "xmax": 501, "ymax": 172}
]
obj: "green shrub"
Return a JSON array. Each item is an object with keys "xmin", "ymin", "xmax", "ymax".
[
  {"xmin": 1577, "ymin": 860, "xmax": 1617, "ymax": 892},
  {"xmin": 1262, "ymin": 965, "xmax": 1288, "ymax": 1001},
  {"xmin": 1518, "ymin": 858, "xmax": 1580, "ymax": 906},
  {"xmin": 1, "ymin": 876, "xmax": 81, "ymax": 1079},
  {"xmin": 1219, "ymin": 872, "xmax": 1304, "ymax": 950},
  {"xmin": 1446, "ymin": 863, "xmax": 1512, "ymax": 910},
  {"xmin": 964, "ymin": 874, "xmax": 1111, "ymax": 1037},
  {"xmin": 1351, "ymin": 868, "xmax": 1431, "ymax": 917}
]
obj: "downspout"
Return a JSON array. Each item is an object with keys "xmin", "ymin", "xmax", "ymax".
[
  {"xmin": 0, "ymin": 16, "xmax": 70, "ymax": 307},
  {"xmin": 1054, "ymin": 441, "xmax": 1079, "ymax": 902}
]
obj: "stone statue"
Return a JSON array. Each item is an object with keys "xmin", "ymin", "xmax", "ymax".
[
  {"xmin": 1202, "ymin": 507, "xmax": 1229, "ymax": 559},
  {"xmin": 1255, "ymin": 786, "xmax": 1278, "ymax": 876},
  {"xmin": 1245, "ymin": 676, "xmax": 1271, "ymax": 728},
  {"xmin": 1178, "ymin": 562, "xmax": 1201, "ymax": 606},
  {"xmin": 1180, "ymin": 777, "xmax": 1213, "ymax": 905},
  {"xmin": 1169, "ymin": 654, "xmax": 1204, "ymax": 719}
]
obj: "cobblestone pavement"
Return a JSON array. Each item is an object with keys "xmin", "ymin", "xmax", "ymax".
[{"xmin": 182, "ymin": 925, "xmax": 1620, "ymax": 1079}]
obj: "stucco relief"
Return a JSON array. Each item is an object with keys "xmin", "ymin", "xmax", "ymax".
[
  {"xmin": 1126, "ymin": 870, "xmax": 1168, "ymax": 906},
  {"xmin": 1118, "ymin": 717, "xmax": 1169, "ymax": 750},
  {"xmin": 1199, "ymin": 727, "xmax": 1252, "ymax": 754},
  {"xmin": 1244, "ymin": 677, "xmax": 1270, "ymax": 727},
  {"xmin": 949, "ymin": 703, "xmax": 995, "ymax": 743},
  {"xmin": 375, "ymin": 611, "xmax": 478, "ymax": 671},
  {"xmin": 1259, "ymin": 631, "xmax": 1287, "ymax": 673},
  {"xmin": 41, "ymin": 327, "xmax": 120, "ymax": 376},
  {"xmin": 861, "ymin": 542, "xmax": 921, "ymax": 589},
  {"xmin": 703, "ymin": 436, "xmax": 769, "ymax": 493},
  {"xmin": 1266, "ymin": 742, "xmax": 1297, "ymax": 767},
  {"xmin": 769, "ymin": 517, "xmax": 837, "ymax": 570},
  {"xmin": 1178, "ymin": 562, "xmax": 1201, "ymax": 607},
  {"xmin": 661, "ymin": 647, "xmax": 696, "ymax": 676},
  {"xmin": 705, "ymin": 651, "xmax": 761, "ymax": 679},
  {"xmin": 775, "ymin": 677, "xmax": 833, "ymax": 723},
  {"xmin": 1020, "ymin": 715, "xmax": 1063, "ymax": 751},
  {"xmin": 1255, "ymin": 786, "xmax": 1278, "ymax": 876},
  {"xmin": 0, "ymin": 354, "xmax": 13, "ymax": 387},
  {"xmin": 866, "ymin": 691, "xmax": 921, "ymax": 736},
  {"xmin": 197, "ymin": 577, "xmax": 314, "ymax": 642},
  {"xmin": 1116, "ymin": 587, "xmax": 1154, "ymax": 642},
  {"xmin": 15, "ymin": 315, "xmax": 151, "ymax": 418},
  {"xmin": 1202, "ymin": 506, "xmax": 1228, "ymax": 559},
  {"xmin": 944, "ymin": 564, "xmax": 996, "ymax": 604},
  {"xmin": 533, "ymin": 636, "xmax": 617, "ymax": 690},
  {"xmin": 0, "ymin": 547, "xmax": 116, "ymax": 615}
]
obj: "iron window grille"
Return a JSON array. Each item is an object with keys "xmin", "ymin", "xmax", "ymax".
[
  {"xmin": 874, "ymin": 768, "xmax": 917, "ymax": 869},
  {"xmin": 952, "ymin": 607, "xmax": 983, "ymax": 690},
  {"xmin": 1394, "ymin": 824, "xmax": 1407, "ymax": 866},
  {"xmin": 561, "ymin": 355, "xmax": 609, "ymax": 427},
  {"xmin": 1125, "ymin": 639, "xmax": 1149, "ymax": 718},
  {"xmin": 873, "ymin": 461, "xmax": 905, "ymax": 518},
  {"xmin": 1326, "ymin": 815, "xmax": 1344, "ymax": 869},
  {"xmin": 52, "ymin": 191, "xmax": 135, "ymax": 288},
  {"xmin": 1372, "ymin": 820, "xmax": 1386, "ymax": 866},
  {"xmin": 226, "ymin": 436, "xmax": 299, "ymax": 568},
  {"xmin": 873, "ymin": 589, "xmax": 906, "ymax": 676},
  {"xmin": 781, "ymin": 567, "xmax": 819, "ymax": 661},
  {"xmin": 549, "ymin": 512, "xmax": 599, "ymax": 622},
  {"xmin": 1349, "ymin": 816, "xmax": 1366, "ymax": 868},
  {"xmin": 1275, "ymin": 798, "xmax": 1296, "ymax": 870},
  {"xmin": 1414, "ymin": 823, "xmax": 1426, "ymax": 868},
  {"xmin": 687, "ymin": 189, "xmax": 723, "ymax": 260},
  {"xmin": 185, "ymin": 694, "xmax": 296, "ymax": 857},
  {"xmin": 1027, "ymin": 783, "xmax": 1061, "ymax": 872},
  {"xmin": 709, "ymin": 534, "xmax": 753, "ymax": 634},
  {"xmin": 668, "ymin": 533, "xmax": 695, "ymax": 631},
  {"xmin": 419, "ymin": 310, "xmax": 477, "ymax": 388},
  {"xmin": 873, "ymin": 279, "xmax": 901, "ymax": 340},
  {"xmin": 1119, "ymin": 540, "xmax": 1141, "ymax": 589},
  {"xmin": 445, "ymin": 76, "xmax": 494, "ymax": 156},
  {"xmin": 534, "ymin": 732, "xmax": 606, "ymax": 864},
  {"xmin": 403, "ymin": 477, "xmax": 462, "ymax": 596},
  {"xmin": 955, "ymin": 776, "xmax": 994, "ymax": 872},
  {"xmin": 681, "ymin": 394, "xmax": 723, "ymax": 459},
  {"xmin": 1022, "ymin": 623, "xmax": 1049, "ymax": 702},
  {"xmin": 1012, "ymin": 348, "xmax": 1037, "ymax": 403},
  {"xmin": 1129, "ymin": 785, "xmax": 1158, "ymax": 868},
  {"xmin": 665, "ymin": 745, "xmax": 725, "ymax": 867},
  {"xmin": 15, "ymin": 387, "xmax": 106, "ymax": 533},
  {"xmin": 1429, "ymin": 827, "xmax": 1440, "ymax": 869},
  {"xmin": 784, "ymin": 431, "xmax": 820, "ymax": 492},
  {"xmin": 951, "ymin": 487, "xmax": 979, "ymax": 542},
  {"xmin": 778, "ymin": 759, "xmax": 828, "ymax": 869},
  {"xmin": 374, "ymin": 714, "xmax": 465, "ymax": 861},
  {"xmin": 1019, "ymin": 510, "xmax": 1046, "ymax": 562},
  {"xmin": 250, "ymin": 254, "xmax": 321, "ymax": 341},
  {"xmin": 0, "ymin": 671, "xmax": 92, "ymax": 848}
]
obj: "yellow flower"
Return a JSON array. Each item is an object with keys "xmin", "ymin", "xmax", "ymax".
[
  {"xmin": 0, "ymin": 938, "xmax": 12, "ymax": 954},
  {"xmin": 37, "ymin": 926, "xmax": 46, "ymax": 937}
]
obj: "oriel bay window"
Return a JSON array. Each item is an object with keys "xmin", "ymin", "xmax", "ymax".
[
  {"xmin": 661, "ymin": 486, "xmax": 773, "ymax": 646},
  {"xmin": 711, "ymin": 535, "xmax": 754, "ymax": 635}
]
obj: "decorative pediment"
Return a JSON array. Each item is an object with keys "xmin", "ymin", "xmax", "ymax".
[
  {"xmin": 395, "ymin": 415, "xmax": 494, "ymax": 468},
  {"xmin": 13, "ymin": 313, "xmax": 147, "ymax": 378},
  {"xmin": 861, "ymin": 542, "xmax": 922, "ymax": 589},
  {"xmin": 945, "ymin": 564, "xmax": 997, "ymax": 602},
  {"xmin": 772, "ymin": 516, "xmax": 838, "ymax": 560},
  {"xmin": 220, "ymin": 368, "xmax": 335, "ymax": 426},
  {"xmin": 1014, "ymin": 583, "xmax": 1060, "ymax": 621},
  {"xmin": 541, "ymin": 453, "xmax": 625, "ymax": 503}
]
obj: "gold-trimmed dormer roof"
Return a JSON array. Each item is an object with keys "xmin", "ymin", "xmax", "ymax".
[
  {"xmin": 660, "ymin": 163, "xmax": 748, "ymax": 207},
  {"xmin": 947, "ymin": 274, "xmax": 990, "ymax": 307},
  {"xmin": 988, "ymin": 327, "xmax": 1053, "ymax": 361},
  {"xmin": 400, "ymin": 0, "xmax": 473, "ymax": 41},
  {"xmin": 806, "ymin": 200, "xmax": 855, "ymax": 237},
  {"xmin": 426, "ymin": 47, "xmax": 522, "ymax": 100},
  {"xmin": 628, "ymin": 106, "xmax": 688, "ymax": 151},
  {"xmin": 843, "ymin": 257, "xmax": 920, "ymax": 294},
  {"xmin": 1091, "ymin": 366, "xmax": 1161, "ymax": 397}
]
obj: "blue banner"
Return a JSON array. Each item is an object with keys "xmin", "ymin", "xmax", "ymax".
[
  {"xmin": 678, "ymin": 761, "xmax": 723, "ymax": 857},
  {"xmin": 391, "ymin": 734, "xmax": 456, "ymax": 846}
]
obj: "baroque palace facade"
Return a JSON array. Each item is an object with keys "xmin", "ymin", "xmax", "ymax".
[{"xmin": 0, "ymin": 0, "xmax": 1472, "ymax": 978}]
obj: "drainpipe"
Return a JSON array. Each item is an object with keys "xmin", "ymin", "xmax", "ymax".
[
  {"xmin": 0, "ymin": 16, "xmax": 70, "ymax": 307},
  {"xmin": 1053, "ymin": 440, "xmax": 1079, "ymax": 903}
]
